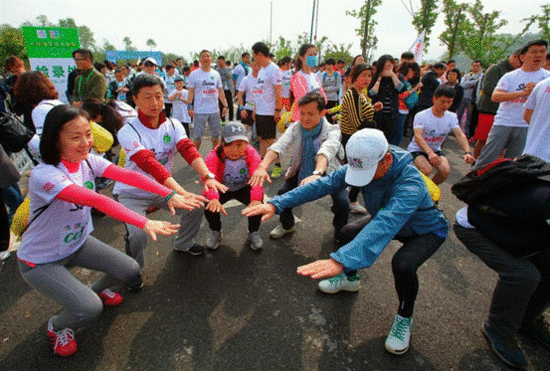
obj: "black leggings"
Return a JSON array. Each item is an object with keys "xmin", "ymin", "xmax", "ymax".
[
  {"xmin": 341, "ymin": 133, "xmax": 361, "ymax": 203},
  {"xmin": 337, "ymin": 215, "xmax": 445, "ymax": 317},
  {"xmin": 204, "ymin": 185, "xmax": 261, "ymax": 233}
]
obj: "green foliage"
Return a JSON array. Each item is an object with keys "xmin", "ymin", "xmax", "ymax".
[
  {"xmin": 412, "ymin": 0, "xmax": 439, "ymax": 49},
  {"xmin": 346, "ymin": 0, "xmax": 382, "ymax": 61},
  {"xmin": 439, "ymin": 0, "xmax": 468, "ymax": 58},
  {"xmin": 162, "ymin": 53, "xmax": 186, "ymax": 66},
  {"xmin": 146, "ymin": 39, "xmax": 157, "ymax": 50},
  {"xmin": 323, "ymin": 42, "xmax": 354, "ymax": 64},
  {"xmin": 122, "ymin": 36, "xmax": 136, "ymax": 51},
  {"xmin": 0, "ymin": 24, "xmax": 28, "ymax": 73}
]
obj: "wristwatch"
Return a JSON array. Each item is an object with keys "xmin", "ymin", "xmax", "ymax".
[
  {"xmin": 206, "ymin": 172, "xmax": 216, "ymax": 179},
  {"xmin": 312, "ymin": 170, "xmax": 324, "ymax": 176}
]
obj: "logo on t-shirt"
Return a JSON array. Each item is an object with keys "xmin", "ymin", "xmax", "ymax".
[
  {"xmin": 163, "ymin": 134, "xmax": 172, "ymax": 143},
  {"xmin": 84, "ymin": 181, "xmax": 94, "ymax": 190},
  {"xmin": 43, "ymin": 182, "xmax": 54, "ymax": 192}
]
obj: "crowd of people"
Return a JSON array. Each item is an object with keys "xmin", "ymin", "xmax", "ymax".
[{"xmin": 1, "ymin": 37, "xmax": 550, "ymax": 369}]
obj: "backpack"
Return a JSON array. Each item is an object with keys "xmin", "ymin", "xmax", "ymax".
[{"xmin": 403, "ymin": 81, "xmax": 418, "ymax": 110}]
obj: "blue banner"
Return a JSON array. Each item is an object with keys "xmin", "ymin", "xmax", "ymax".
[{"xmin": 106, "ymin": 50, "xmax": 162, "ymax": 65}]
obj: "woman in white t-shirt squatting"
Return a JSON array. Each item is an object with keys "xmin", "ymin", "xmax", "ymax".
[
  {"xmin": 407, "ymin": 85, "xmax": 475, "ymax": 185},
  {"xmin": 17, "ymin": 105, "xmax": 197, "ymax": 357}
]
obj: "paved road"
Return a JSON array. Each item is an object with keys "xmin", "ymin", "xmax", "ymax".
[{"xmin": 1, "ymin": 135, "xmax": 549, "ymax": 371}]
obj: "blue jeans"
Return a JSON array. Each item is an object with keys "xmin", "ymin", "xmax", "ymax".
[
  {"xmin": 3, "ymin": 184, "xmax": 23, "ymax": 225},
  {"xmin": 389, "ymin": 113, "xmax": 407, "ymax": 146}
]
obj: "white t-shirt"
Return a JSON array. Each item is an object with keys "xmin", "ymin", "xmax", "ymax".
[
  {"xmin": 522, "ymin": 77, "xmax": 550, "ymax": 162},
  {"xmin": 114, "ymin": 116, "xmax": 187, "ymax": 198},
  {"xmin": 298, "ymin": 70, "xmax": 322, "ymax": 94},
  {"xmin": 169, "ymin": 88, "xmax": 191, "ymax": 124},
  {"xmin": 233, "ymin": 63, "xmax": 249, "ymax": 93},
  {"xmin": 254, "ymin": 62, "xmax": 282, "ymax": 116},
  {"xmin": 188, "ymin": 68, "xmax": 222, "ymax": 114},
  {"xmin": 407, "ymin": 108, "xmax": 459, "ymax": 153},
  {"xmin": 493, "ymin": 68, "xmax": 550, "ymax": 127},
  {"xmin": 238, "ymin": 74, "xmax": 258, "ymax": 111},
  {"xmin": 17, "ymin": 154, "xmax": 111, "ymax": 264},
  {"xmin": 28, "ymin": 99, "xmax": 64, "ymax": 161},
  {"xmin": 164, "ymin": 74, "xmax": 177, "ymax": 103},
  {"xmin": 281, "ymin": 70, "xmax": 292, "ymax": 98}
]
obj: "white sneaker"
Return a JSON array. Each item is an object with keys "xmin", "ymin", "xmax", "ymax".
[
  {"xmin": 0, "ymin": 251, "xmax": 10, "ymax": 261},
  {"xmin": 269, "ymin": 225, "xmax": 296, "ymax": 239},
  {"xmin": 385, "ymin": 314, "xmax": 413, "ymax": 355},
  {"xmin": 349, "ymin": 202, "xmax": 367, "ymax": 214},
  {"xmin": 248, "ymin": 231, "xmax": 263, "ymax": 250},
  {"xmin": 318, "ymin": 272, "xmax": 361, "ymax": 294},
  {"xmin": 206, "ymin": 230, "xmax": 222, "ymax": 250}
]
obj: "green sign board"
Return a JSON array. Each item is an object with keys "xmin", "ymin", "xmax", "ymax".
[{"xmin": 22, "ymin": 26, "xmax": 80, "ymax": 59}]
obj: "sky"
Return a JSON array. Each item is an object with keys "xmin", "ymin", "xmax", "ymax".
[{"xmin": 2, "ymin": 0, "xmax": 547, "ymax": 62}]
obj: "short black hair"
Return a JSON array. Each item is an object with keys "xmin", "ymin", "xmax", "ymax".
[
  {"xmin": 131, "ymin": 73, "xmax": 163, "ymax": 96},
  {"xmin": 218, "ymin": 55, "xmax": 225, "ymax": 60},
  {"xmin": 521, "ymin": 39, "xmax": 548, "ymax": 55},
  {"xmin": 447, "ymin": 59, "xmax": 456, "ymax": 65},
  {"xmin": 280, "ymin": 56, "xmax": 292, "ymax": 65},
  {"xmin": 199, "ymin": 50, "xmax": 210, "ymax": 57},
  {"xmin": 472, "ymin": 59, "xmax": 482, "ymax": 65},
  {"xmin": 401, "ymin": 51, "xmax": 414, "ymax": 60},
  {"xmin": 325, "ymin": 58, "xmax": 336, "ymax": 65},
  {"xmin": 72, "ymin": 48, "xmax": 94, "ymax": 62},
  {"xmin": 337, "ymin": 59, "xmax": 345, "ymax": 64},
  {"xmin": 183, "ymin": 66, "xmax": 190, "ymax": 72},
  {"xmin": 242, "ymin": 52, "xmax": 250, "ymax": 59},
  {"xmin": 252, "ymin": 42, "xmax": 270, "ymax": 57},
  {"xmin": 433, "ymin": 63, "xmax": 446, "ymax": 70},
  {"xmin": 434, "ymin": 85, "xmax": 456, "ymax": 99},
  {"xmin": 40, "ymin": 105, "xmax": 90, "ymax": 165},
  {"xmin": 398, "ymin": 62, "xmax": 420, "ymax": 76},
  {"xmin": 165, "ymin": 64, "xmax": 175, "ymax": 71},
  {"xmin": 298, "ymin": 91, "xmax": 326, "ymax": 111},
  {"xmin": 94, "ymin": 62, "xmax": 106, "ymax": 71}
]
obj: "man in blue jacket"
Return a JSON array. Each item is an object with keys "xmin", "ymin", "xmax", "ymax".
[{"xmin": 243, "ymin": 128, "xmax": 448, "ymax": 355}]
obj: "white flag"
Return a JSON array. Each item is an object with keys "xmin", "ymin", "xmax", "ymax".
[{"xmin": 409, "ymin": 29, "xmax": 426, "ymax": 64}]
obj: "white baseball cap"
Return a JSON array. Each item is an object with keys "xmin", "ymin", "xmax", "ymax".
[
  {"xmin": 143, "ymin": 57, "xmax": 158, "ymax": 67},
  {"xmin": 345, "ymin": 129, "xmax": 389, "ymax": 187}
]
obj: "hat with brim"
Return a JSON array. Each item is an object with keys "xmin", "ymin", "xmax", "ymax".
[
  {"xmin": 222, "ymin": 121, "xmax": 249, "ymax": 143},
  {"xmin": 143, "ymin": 57, "xmax": 158, "ymax": 67},
  {"xmin": 345, "ymin": 129, "xmax": 389, "ymax": 187}
]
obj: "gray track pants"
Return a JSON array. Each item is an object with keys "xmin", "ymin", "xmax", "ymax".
[
  {"xmin": 472, "ymin": 125, "xmax": 528, "ymax": 171},
  {"xmin": 115, "ymin": 192, "xmax": 204, "ymax": 268},
  {"xmin": 19, "ymin": 235, "xmax": 140, "ymax": 330}
]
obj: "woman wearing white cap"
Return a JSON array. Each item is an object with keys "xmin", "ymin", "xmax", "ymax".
[{"xmin": 243, "ymin": 128, "xmax": 448, "ymax": 356}]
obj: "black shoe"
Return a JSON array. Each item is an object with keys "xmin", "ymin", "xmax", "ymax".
[
  {"xmin": 126, "ymin": 274, "xmax": 143, "ymax": 292},
  {"xmin": 519, "ymin": 317, "xmax": 550, "ymax": 348},
  {"xmin": 180, "ymin": 244, "xmax": 205, "ymax": 256},
  {"xmin": 481, "ymin": 322, "xmax": 527, "ymax": 370}
]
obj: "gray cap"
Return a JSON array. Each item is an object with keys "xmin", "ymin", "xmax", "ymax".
[{"xmin": 222, "ymin": 122, "xmax": 249, "ymax": 143}]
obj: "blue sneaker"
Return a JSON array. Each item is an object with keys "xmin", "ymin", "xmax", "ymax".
[{"xmin": 481, "ymin": 322, "xmax": 527, "ymax": 369}]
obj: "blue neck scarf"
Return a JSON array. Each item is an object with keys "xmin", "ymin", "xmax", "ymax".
[{"xmin": 298, "ymin": 121, "xmax": 323, "ymax": 183}]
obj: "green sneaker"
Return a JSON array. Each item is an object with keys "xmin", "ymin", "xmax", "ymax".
[
  {"xmin": 385, "ymin": 314, "xmax": 413, "ymax": 355},
  {"xmin": 318, "ymin": 273, "xmax": 360, "ymax": 294},
  {"xmin": 271, "ymin": 165, "xmax": 282, "ymax": 179}
]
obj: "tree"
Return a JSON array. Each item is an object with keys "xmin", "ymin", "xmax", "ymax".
[
  {"xmin": 271, "ymin": 36, "xmax": 294, "ymax": 61},
  {"xmin": 323, "ymin": 42, "xmax": 354, "ymax": 64},
  {"xmin": 146, "ymin": 38, "xmax": 157, "ymax": 50},
  {"xmin": 459, "ymin": 0, "xmax": 534, "ymax": 66},
  {"xmin": 76, "ymin": 25, "xmax": 95, "ymax": 50},
  {"xmin": 162, "ymin": 53, "xmax": 186, "ymax": 66},
  {"xmin": 412, "ymin": 0, "xmax": 439, "ymax": 49},
  {"xmin": 439, "ymin": 0, "xmax": 468, "ymax": 59},
  {"xmin": 0, "ymin": 24, "xmax": 27, "ymax": 73},
  {"xmin": 103, "ymin": 39, "xmax": 116, "ymax": 51},
  {"xmin": 346, "ymin": 0, "xmax": 382, "ymax": 61},
  {"xmin": 525, "ymin": 4, "xmax": 550, "ymax": 41},
  {"xmin": 123, "ymin": 36, "xmax": 137, "ymax": 51}
]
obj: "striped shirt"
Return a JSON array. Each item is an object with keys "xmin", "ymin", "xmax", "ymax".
[{"xmin": 340, "ymin": 87, "xmax": 375, "ymax": 135}]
